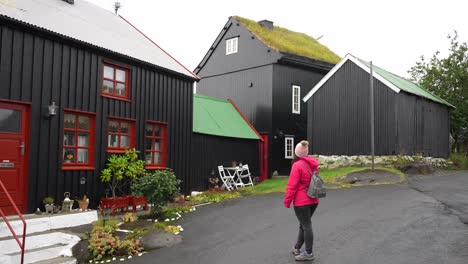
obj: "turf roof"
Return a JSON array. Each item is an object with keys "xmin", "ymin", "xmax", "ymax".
[{"xmin": 234, "ymin": 16, "xmax": 340, "ymax": 64}]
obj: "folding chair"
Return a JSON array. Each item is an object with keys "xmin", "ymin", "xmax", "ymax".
[
  {"xmin": 218, "ymin": 165, "xmax": 236, "ymax": 191},
  {"xmin": 238, "ymin": 164, "xmax": 254, "ymax": 187}
]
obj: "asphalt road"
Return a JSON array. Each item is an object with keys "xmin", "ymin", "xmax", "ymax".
[{"xmin": 130, "ymin": 171, "xmax": 468, "ymax": 264}]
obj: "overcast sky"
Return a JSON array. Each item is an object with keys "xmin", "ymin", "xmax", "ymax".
[{"xmin": 89, "ymin": 0, "xmax": 468, "ymax": 78}]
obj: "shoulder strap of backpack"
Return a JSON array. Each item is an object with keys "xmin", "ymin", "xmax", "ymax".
[{"xmin": 298, "ymin": 161, "xmax": 314, "ymax": 176}]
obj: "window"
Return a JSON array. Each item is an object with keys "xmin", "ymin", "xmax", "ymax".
[
  {"xmin": 285, "ymin": 137, "xmax": 294, "ymax": 159},
  {"xmin": 107, "ymin": 117, "xmax": 135, "ymax": 153},
  {"xmin": 102, "ymin": 62, "xmax": 130, "ymax": 100},
  {"xmin": 145, "ymin": 121, "xmax": 167, "ymax": 168},
  {"xmin": 226, "ymin": 37, "xmax": 238, "ymax": 55},
  {"xmin": 292, "ymin": 85, "xmax": 301, "ymax": 114},
  {"xmin": 63, "ymin": 110, "xmax": 95, "ymax": 170}
]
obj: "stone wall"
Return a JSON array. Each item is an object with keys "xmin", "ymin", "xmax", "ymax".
[{"xmin": 313, "ymin": 155, "xmax": 450, "ymax": 169}]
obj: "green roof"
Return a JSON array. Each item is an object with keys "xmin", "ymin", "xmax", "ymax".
[
  {"xmin": 357, "ymin": 57, "xmax": 455, "ymax": 108},
  {"xmin": 234, "ymin": 16, "xmax": 341, "ymax": 64},
  {"xmin": 193, "ymin": 94, "xmax": 260, "ymax": 140}
]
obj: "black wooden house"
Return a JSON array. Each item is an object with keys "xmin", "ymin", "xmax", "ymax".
[
  {"xmin": 195, "ymin": 16, "xmax": 340, "ymax": 175},
  {"xmin": 303, "ymin": 54, "xmax": 454, "ymax": 158},
  {"xmin": 0, "ymin": 0, "xmax": 199, "ymax": 214}
]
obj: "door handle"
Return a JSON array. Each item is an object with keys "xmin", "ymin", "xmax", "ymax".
[{"xmin": 20, "ymin": 142, "xmax": 25, "ymax": 156}]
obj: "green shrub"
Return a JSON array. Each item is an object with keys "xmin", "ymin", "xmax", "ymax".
[
  {"xmin": 122, "ymin": 213, "xmax": 137, "ymax": 223},
  {"xmin": 100, "ymin": 148, "xmax": 146, "ymax": 198},
  {"xmin": 93, "ymin": 219, "xmax": 119, "ymax": 233},
  {"xmin": 131, "ymin": 169, "xmax": 180, "ymax": 214},
  {"xmin": 153, "ymin": 222, "xmax": 168, "ymax": 230},
  {"xmin": 87, "ymin": 223, "xmax": 143, "ymax": 260},
  {"xmin": 449, "ymin": 153, "xmax": 468, "ymax": 169}
]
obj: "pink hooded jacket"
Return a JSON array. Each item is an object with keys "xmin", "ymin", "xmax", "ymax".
[{"xmin": 283, "ymin": 156, "xmax": 320, "ymax": 208}]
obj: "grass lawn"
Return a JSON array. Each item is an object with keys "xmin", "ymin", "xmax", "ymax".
[{"xmin": 245, "ymin": 166, "xmax": 403, "ymax": 195}]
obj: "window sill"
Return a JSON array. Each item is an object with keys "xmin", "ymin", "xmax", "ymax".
[
  {"xmin": 145, "ymin": 165, "xmax": 167, "ymax": 170},
  {"xmin": 107, "ymin": 149, "xmax": 131, "ymax": 154},
  {"xmin": 102, "ymin": 94, "xmax": 131, "ymax": 102},
  {"xmin": 62, "ymin": 166, "xmax": 95, "ymax": 171}
]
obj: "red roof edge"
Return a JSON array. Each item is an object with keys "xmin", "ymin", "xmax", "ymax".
[
  {"xmin": 227, "ymin": 99, "xmax": 263, "ymax": 142},
  {"xmin": 119, "ymin": 15, "xmax": 200, "ymax": 80}
]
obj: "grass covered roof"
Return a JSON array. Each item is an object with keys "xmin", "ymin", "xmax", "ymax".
[{"xmin": 234, "ymin": 16, "xmax": 340, "ymax": 64}]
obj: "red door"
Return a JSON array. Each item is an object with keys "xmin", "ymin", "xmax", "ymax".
[{"xmin": 0, "ymin": 102, "xmax": 29, "ymax": 215}]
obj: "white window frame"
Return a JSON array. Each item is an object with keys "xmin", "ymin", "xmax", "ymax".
[
  {"xmin": 226, "ymin": 37, "xmax": 238, "ymax": 55},
  {"xmin": 292, "ymin": 85, "xmax": 300, "ymax": 114},
  {"xmin": 285, "ymin": 137, "xmax": 294, "ymax": 159}
]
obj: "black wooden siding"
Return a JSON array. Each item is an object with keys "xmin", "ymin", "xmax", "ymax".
[
  {"xmin": 307, "ymin": 60, "xmax": 450, "ymax": 158},
  {"xmin": 195, "ymin": 17, "xmax": 280, "ymax": 78},
  {"xmin": 271, "ymin": 64, "xmax": 326, "ymax": 174},
  {"xmin": 0, "ymin": 21, "xmax": 194, "ymax": 212},
  {"xmin": 197, "ymin": 65, "xmax": 273, "ymax": 133},
  {"xmin": 191, "ymin": 133, "xmax": 259, "ymax": 191}
]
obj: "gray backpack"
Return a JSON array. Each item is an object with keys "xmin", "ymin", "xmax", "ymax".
[{"xmin": 300, "ymin": 163, "xmax": 326, "ymax": 198}]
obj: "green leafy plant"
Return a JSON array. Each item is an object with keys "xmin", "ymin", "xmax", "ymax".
[
  {"xmin": 87, "ymin": 222, "xmax": 143, "ymax": 260},
  {"xmin": 131, "ymin": 169, "xmax": 180, "ymax": 214},
  {"xmin": 94, "ymin": 219, "xmax": 119, "ymax": 233},
  {"xmin": 43, "ymin": 197, "xmax": 54, "ymax": 205},
  {"xmin": 122, "ymin": 212, "xmax": 137, "ymax": 223},
  {"xmin": 153, "ymin": 222, "xmax": 168, "ymax": 230},
  {"xmin": 101, "ymin": 148, "xmax": 146, "ymax": 198}
]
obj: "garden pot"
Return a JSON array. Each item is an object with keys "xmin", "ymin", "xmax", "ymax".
[
  {"xmin": 100, "ymin": 196, "xmax": 131, "ymax": 216},
  {"xmin": 78, "ymin": 201, "xmax": 89, "ymax": 210},
  {"xmin": 44, "ymin": 204, "xmax": 54, "ymax": 214}
]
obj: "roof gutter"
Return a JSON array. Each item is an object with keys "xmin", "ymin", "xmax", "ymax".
[{"xmin": 278, "ymin": 53, "xmax": 335, "ymax": 73}]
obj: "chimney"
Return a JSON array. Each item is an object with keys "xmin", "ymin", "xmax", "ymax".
[
  {"xmin": 258, "ymin": 20, "xmax": 274, "ymax": 30},
  {"xmin": 62, "ymin": 0, "xmax": 74, "ymax": 4}
]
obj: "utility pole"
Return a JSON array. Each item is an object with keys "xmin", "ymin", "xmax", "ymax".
[{"xmin": 370, "ymin": 61, "xmax": 375, "ymax": 171}]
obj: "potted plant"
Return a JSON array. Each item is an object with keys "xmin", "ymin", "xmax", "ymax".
[
  {"xmin": 43, "ymin": 196, "xmax": 54, "ymax": 214},
  {"xmin": 78, "ymin": 195, "xmax": 89, "ymax": 210},
  {"xmin": 100, "ymin": 149, "xmax": 146, "ymax": 215}
]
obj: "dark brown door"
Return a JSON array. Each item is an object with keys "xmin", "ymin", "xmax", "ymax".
[{"xmin": 0, "ymin": 102, "xmax": 29, "ymax": 215}]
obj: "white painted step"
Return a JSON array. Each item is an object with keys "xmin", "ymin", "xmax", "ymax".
[
  {"xmin": 0, "ymin": 232, "xmax": 80, "ymax": 264},
  {"xmin": 32, "ymin": 256, "xmax": 77, "ymax": 264},
  {"xmin": 0, "ymin": 210, "xmax": 98, "ymax": 238}
]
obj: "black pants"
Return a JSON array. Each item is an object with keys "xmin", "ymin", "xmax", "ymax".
[{"xmin": 294, "ymin": 203, "xmax": 318, "ymax": 254}]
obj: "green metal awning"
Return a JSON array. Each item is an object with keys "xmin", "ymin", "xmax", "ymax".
[{"xmin": 193, "ymin": 94, "xmax": 260, "ymax": 140}]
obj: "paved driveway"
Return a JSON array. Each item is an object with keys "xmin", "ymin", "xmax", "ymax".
[{"xmin": 130, "ymin": 171, "xmax": 468, "ymax": 264}]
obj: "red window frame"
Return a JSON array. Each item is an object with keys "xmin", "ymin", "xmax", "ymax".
[
  {"xmin": 145, "ymin": 121, "xmax": 168, "ymax": 169},
  {"xmin": 62, "ymin": 109, "xmax": 95, "ymax": 170},
  {"xmin": 107, "ymin": 116, "xmax": 136, "ymax": 153},
  {"xmin": 102, "ymin": 61, "xmax": 131, "ymax": 101}
]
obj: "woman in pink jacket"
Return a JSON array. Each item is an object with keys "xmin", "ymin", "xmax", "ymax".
[{"xmin": 284, "ymin": 140, "xmax": 319, "ymax": 261}]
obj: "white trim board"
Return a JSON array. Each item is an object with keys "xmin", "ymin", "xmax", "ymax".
[{"xmin": 302, "ymin": 54, "xmax": 401, "ymax": 102}]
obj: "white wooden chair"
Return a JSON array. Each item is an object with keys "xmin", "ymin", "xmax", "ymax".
[
  {"xmin": 218, "ymin": 165, "xmax": 236, "ymax": 191},
  {"xmin": 238, "ymin": 164, "xmax": 254, "ymax": 187}
]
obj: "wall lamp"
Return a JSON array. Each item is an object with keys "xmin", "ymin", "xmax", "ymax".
[{"xmin": 46, "ymin": 101, "xmax": 59, "ymax": 117}]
